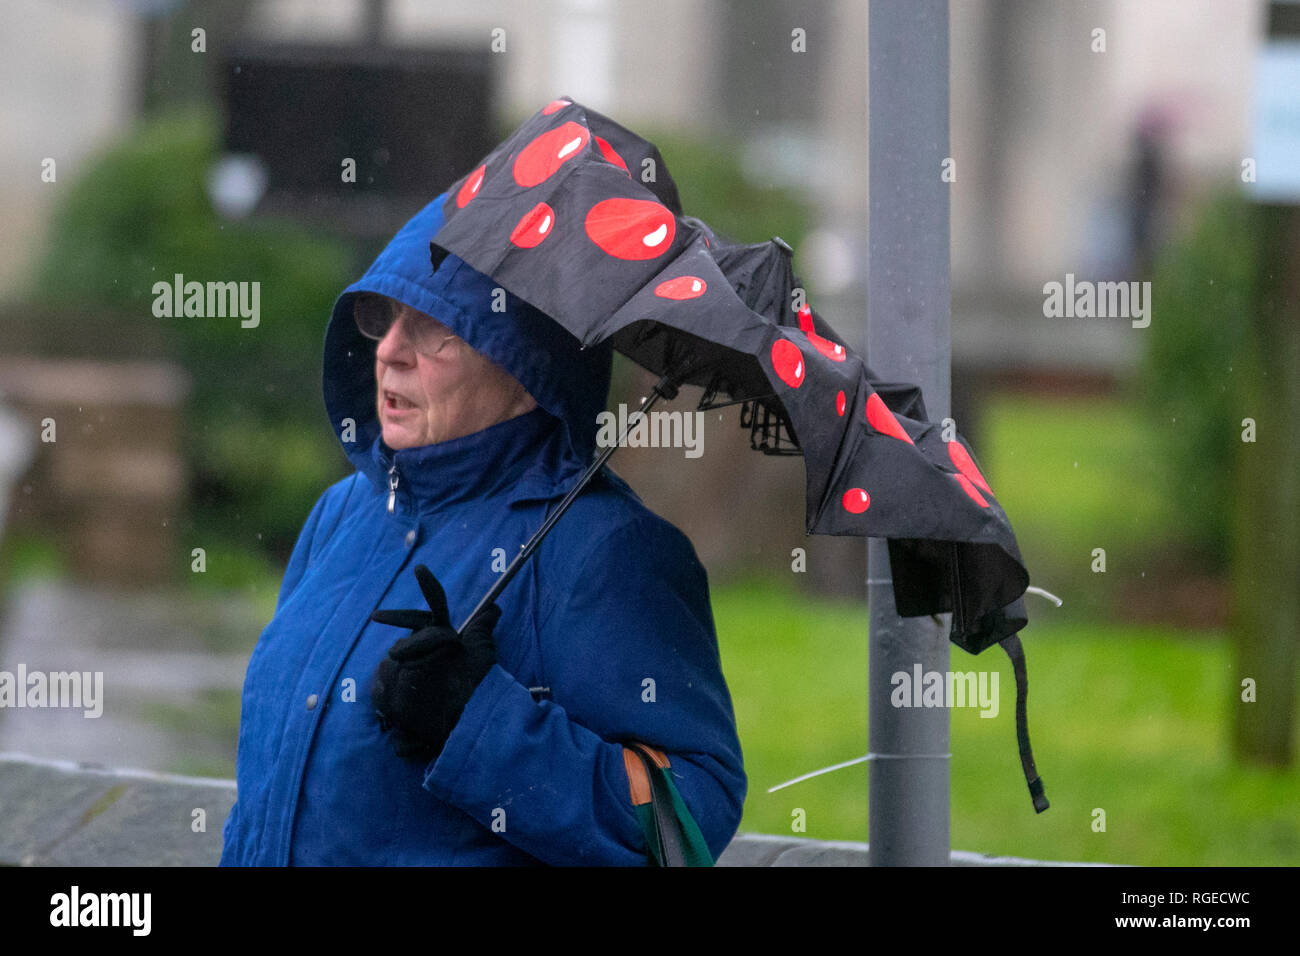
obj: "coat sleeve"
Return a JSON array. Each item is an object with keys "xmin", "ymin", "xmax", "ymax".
[{"xmin": 422, "ymin": 514, "xmax": 747, "ymax": 866}]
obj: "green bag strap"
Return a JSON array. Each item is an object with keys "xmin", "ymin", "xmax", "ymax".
[{"xmin": 623, "ymin": 743, "xmax": 714, "ymax": 867}]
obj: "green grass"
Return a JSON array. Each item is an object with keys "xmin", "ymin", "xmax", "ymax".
[
  {"xmin": 980, "ymin": 392, "xmax": 1173, "ymax": 552},
  {"xmin": 0, "ymin": 531, "xmax": 67, "ymax": 586},
  {"xmin": 712, "ymin": 577, "xmax": 868, "ymax": 844},
  {"xmin": 978, "ymin": 392, "xmax": 1179, "ymax": 613},
  {"xmin": 714, "ymin": 576, "xmax": 1300, "ymax": 865}
]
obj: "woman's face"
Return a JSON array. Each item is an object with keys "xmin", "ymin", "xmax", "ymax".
[{"xmin": 371, "ymin": 298, "xmax": 537, "ymax": 449}]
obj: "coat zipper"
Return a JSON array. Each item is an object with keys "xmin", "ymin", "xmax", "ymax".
[{"xmin": 387, "ymin": 462, "xmax": 399, "ymax": 514}]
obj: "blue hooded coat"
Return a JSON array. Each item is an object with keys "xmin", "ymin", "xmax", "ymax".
[{"xmin": 220, "ymin": 192, "xmax": 747, "ymax": 865}]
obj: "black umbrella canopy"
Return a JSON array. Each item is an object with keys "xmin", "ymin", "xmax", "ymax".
[
  {"xmin": 431, "ymin": 97, "xmax": 1029, "ymax": 652},
  {"xmin": 428, "ymin": 97, "xmax": 1047, "ymax": 812},
  {"xmin": 711, "ymin": 238, "xmax": 1031, "ymax": 651}
]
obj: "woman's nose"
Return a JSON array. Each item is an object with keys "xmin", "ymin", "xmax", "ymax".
[{"xmin": 375, "ymin": 316, "xmax": 415, "ymax": 365}]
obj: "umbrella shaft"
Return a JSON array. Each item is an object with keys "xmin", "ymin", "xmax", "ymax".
[{"xmin": 456, "ymin": 374, "xmax": 679, "ymax": 634}]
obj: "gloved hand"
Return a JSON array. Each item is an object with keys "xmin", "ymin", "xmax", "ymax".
[{"xmin": 369, "ymin": 564, "xmax": 501, "ymax": 763}]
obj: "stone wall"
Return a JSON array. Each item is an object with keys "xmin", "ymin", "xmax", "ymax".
[{"xmin": 0, "ymin": 356, "xmax": 189, "ymax": 588}]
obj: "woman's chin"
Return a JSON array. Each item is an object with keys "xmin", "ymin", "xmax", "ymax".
[{"xmin": 380, "ymin": 418, "xmax": 426, "ymax": 450}]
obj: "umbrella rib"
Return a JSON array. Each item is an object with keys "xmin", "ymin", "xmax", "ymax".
[
  {"xmin": 1024, "ymin": 585, "xmax": 1063, "ymax": 607},
  {"xmin": 766, "ymin": 751, "xmax": 953, "ymax": 793},
  {"xmin": 698, "ymin": 391, "xmax": 778, "ymax": 412}
]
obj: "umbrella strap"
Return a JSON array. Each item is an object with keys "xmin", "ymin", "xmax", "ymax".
[{"xmin": 999, "ymin": 634, "xmax": 1050, "ymax": 814}]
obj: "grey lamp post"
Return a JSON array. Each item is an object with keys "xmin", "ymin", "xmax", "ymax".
[{"xmin": 866, "ymin": 0, "xmax": 953, "ymax": 866}]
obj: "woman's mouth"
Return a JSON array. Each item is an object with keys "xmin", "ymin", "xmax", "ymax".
[{"xmin": 384, "ymin": 390, "xmax": 418, "ymax": 414}]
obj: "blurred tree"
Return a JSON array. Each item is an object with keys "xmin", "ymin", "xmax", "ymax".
[
  {"xmin": 137, "ymin": 0, "xmax": 258, "ymax": 115},
  {"xmin": 1145, "ymin": 187, "xmax": 1299, "ymax": 765},
  {"xmin": 1231, "ymin": 202, "xmax": 1300, "ymax": 767},
  {"xmin": 30, "ymin": 109, "xmax": 354, "ymax": 575},
  {"xmin": 1143, "ymin": 190, "xmax": 1262, "ymax": 567}
]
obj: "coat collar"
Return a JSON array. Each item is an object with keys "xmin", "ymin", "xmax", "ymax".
[{"xmin": 363, "ymin": 406, "xmax": 590, "ymax": 515}]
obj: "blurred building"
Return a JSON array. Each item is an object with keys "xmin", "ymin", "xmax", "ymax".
[
  {"xmin": 0, "ymin": 0, "xmax": 139, "ymax": 297},
  {"xmin": 2, "ymin": 0, "xmax": 1264, "ymax": 338}
]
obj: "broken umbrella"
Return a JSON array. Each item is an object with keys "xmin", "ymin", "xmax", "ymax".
[{"xmin": 423, "ymin": 98, "xmax": 1048, "ymax": 812}]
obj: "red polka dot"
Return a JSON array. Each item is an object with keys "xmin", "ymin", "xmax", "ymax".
[
  {"xmin": 456, "ymin": 165, "xmax": 485, "ymax": 208},
  {"xmin": 654, "ymin": 276, "xmax": 706, "ymax": 300},
  {"xmin": 584, "ymin": 197, "xmax": 675, "ymax": 260},
  {"xmin": 771, "ymin": 339, "xmax": 805, "ymax": 388},
  {"xmin": 836, "ymin": 390, "xmax": 846, "ymax": 416},
  {"xmin": 514, "ymin": 121, "xmax": 590, "ymax": 188},
  {"xmin": 541, "ymin": 98, "xmax": 571, "ymax": 115},
  {"xmin": 510, "ymin": 202, "xmax": 555, "ymax": 248},
  {"xmin": 808, "ymin": 335, "xmax": 846, "ymax": 362},
  {"xmin": 842, "ymin": 488, "xmax": 871, "ymax": 513},
  {"xmin": 947, "ymin": 441, "xmax": 992, "ymax": 495},
  {"xmin": 795, "ymin": 305, "xmax": 845, "ymax": 361},
  {"xmin": 594, "ymin": 135, "xmax": 630, "ymax": 174},
  {"xmin": 866, "ymin": 393, "xmax": 914, "ymax": 444},
  {"xmin": 955, "ymin": 474, "xmax": 989, "ymax": 508}
]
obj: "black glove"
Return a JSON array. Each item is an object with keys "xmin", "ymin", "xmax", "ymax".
[{"xmin": 369, "ymin": 564, "xmax": 501, "ymax": 763}]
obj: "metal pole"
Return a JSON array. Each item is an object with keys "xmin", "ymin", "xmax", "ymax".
[
  {"xmin": 362, "ymin": 0, "xmax": 387, "ymax": 46},
  {"xmin": 867, "ymin": 0, "xmax": 952, "ymax": 866}
]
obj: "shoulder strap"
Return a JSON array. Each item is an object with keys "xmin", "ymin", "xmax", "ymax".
[
  {"xmin": 622, "ymin": 743, "xmax": 713, "ymax": 866},
  {"xmin": 625, "ymin": 744, "xmax": 687, "ymax": 866}
]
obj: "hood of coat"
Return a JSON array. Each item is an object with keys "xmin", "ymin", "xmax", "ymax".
[{"xmin": 323, "ymin": 191, "xmax": 613, "ymax": 501}]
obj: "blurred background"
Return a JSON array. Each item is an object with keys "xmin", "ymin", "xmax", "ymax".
[{"xmin": 1, "ymin": 0, "xmax": 1297, "ymax": 865}]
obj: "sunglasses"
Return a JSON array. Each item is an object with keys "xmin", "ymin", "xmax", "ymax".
[{"xmin": 353, "ymin": 295, "xmax": 459, "ymax": 357}]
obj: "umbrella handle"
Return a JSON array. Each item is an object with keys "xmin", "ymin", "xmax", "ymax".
[{"xmin": 455, "ymin": 372, "xmax": 680, "ymax": 634}]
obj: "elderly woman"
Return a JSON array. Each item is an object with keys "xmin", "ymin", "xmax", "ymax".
[{"xmin": 219, "ymin": 192, "xmax": 746, "ymax": 866}]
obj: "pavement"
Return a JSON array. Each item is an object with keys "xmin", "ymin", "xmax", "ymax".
[{"xmin": 0, "ymin": 578, "xmax": 263, "ymax": 776}]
